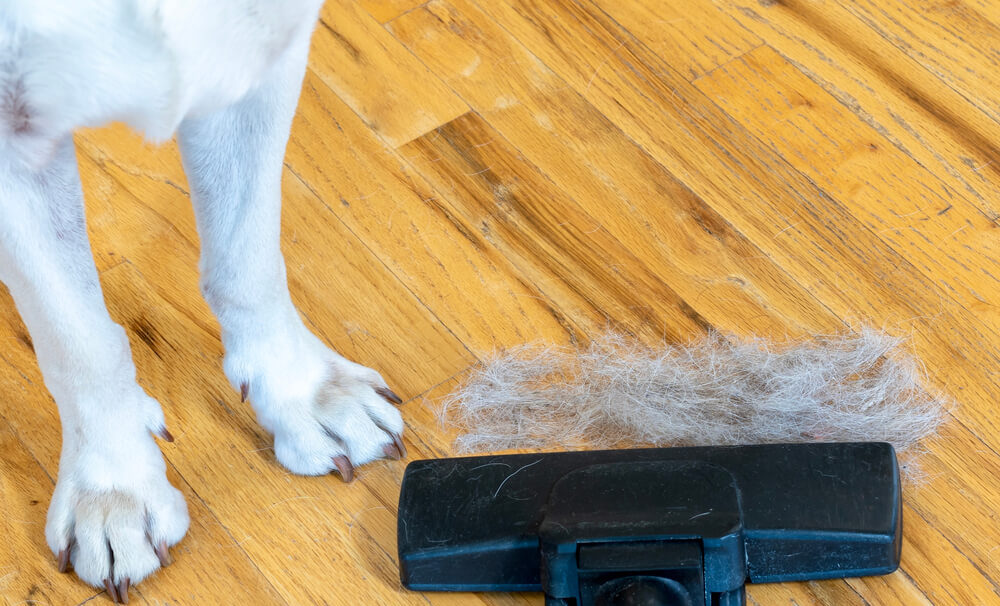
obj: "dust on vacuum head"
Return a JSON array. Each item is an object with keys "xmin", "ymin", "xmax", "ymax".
[{"xmin": 397, "ymin": 442, "xmax": 901, "ymax": 606}]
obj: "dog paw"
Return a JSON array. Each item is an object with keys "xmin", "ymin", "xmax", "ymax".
[
  {"xmin": 45, "ymin": 422, "xmax": 188, "ymax": 602},
  {"xmin": 228, "ymin": 335, "xmax": 406, "ymax": 479}
]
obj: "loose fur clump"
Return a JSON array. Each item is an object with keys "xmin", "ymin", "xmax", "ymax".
[{"xmin": 441, "ymin": 330, "xmax": 945, "ymax": 461}]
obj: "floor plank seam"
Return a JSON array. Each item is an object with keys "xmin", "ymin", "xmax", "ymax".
[
  {"xmin": 835, "ymin": 2, "xmax": 1000, "ymax": 133},
  {"xmin": 905, "ymin": 499, "xmax": 1000, "ymax": 595},
  {"xmin": 74, "ymin": 591, "xmax": 105, "ymax": 606},
  {"xmin": 689, "ymin": 42, "xmax": 768, "ymax": 82},
  {"xmin": 422, "ymin": 1, "xmax": 851, "ymax": 340},
  {"xmin": 680, "ymin": 64, "xmax": 1000, "ymax": 453},
  {"xmin": 727, "ymin": 0, "xmax": 1000, "ymax": 208},
  {"xmin": 381, "ymin": 1, "xmax": 433, "ymax": 26},
  {"xmin": 158, "ymin": 455, "xmax": 294, "ymax": 606},
  {"xmin": 0, "ymin": 386, "xmax": 56, "ymax": 487},
  {"xmin": 281, "ymin": 159, "xmax": 477, "ymax": 366}
]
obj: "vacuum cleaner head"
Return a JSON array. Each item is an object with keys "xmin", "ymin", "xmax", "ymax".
[{"xmin": 397, "ymin": 442, "xmax": 900, "ymax": 606}]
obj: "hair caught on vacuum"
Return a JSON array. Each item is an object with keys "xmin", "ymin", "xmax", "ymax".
[{"xmin": 440, "ymin": 329, "xmax": 945, "ymax": 475}]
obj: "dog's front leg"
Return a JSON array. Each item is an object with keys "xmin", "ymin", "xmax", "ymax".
[
  {"xmin": 0, "ymin": 138, "xmax": 188, "ymax": 599},
  {"xmin": 177, "ymin": 30, "xmax": 405, "ymax": 480}
]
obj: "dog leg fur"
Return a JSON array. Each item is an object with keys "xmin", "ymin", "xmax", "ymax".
[
  {"xmin": 177, "ymin": 25, "xmax": 405, "ymax": 479},
  {"xmin": 0, "ymin": 138, "xmax": 189, "ymax": 592}
]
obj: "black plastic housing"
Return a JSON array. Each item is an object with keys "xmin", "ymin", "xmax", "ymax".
[{"xmin": 397, "ymin": 443, "xmax": 901, "ymax": 605}]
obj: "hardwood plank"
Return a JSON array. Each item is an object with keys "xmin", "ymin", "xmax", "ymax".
[
  {"xmin": 287, "ymin": 70, "xmax": 585, "ymax": 350},
  {"xmin": 845, "ymin": 574, "xmax": 935, "ymax": 606},
  {"xmin": 748, "ymin": 581, "xmax": 870, "ymax": 606},
  {"xmin": 361, "ymin": 0, "xmax": 426, "ymax": 23},
  {"xmin": 440, "ymin": 0, "xmax": 1000, "ymax": 447},
  {"xmin": 711, "ymin": 0, "xmax": 1000, "ymax": 208},
  {"xmin": 385, "ymin": 0, "xmax": 1000, "ymax": 429},
  {"xmin": 693, "ymin": 45, "xmax": 1000, "ymax": 334},
  {"xmin": 0, "ymin": 415, "xmax": 99, "ymax": 606},
  {"xmin": 403, "ymin": 113, "xmax": 714, "ymax": 343},
  {"xmin": 842, "ymin": 0, "xmax": 1000, "ymax": 125},
  {"xmin": 880, "ymin": 500, "xmax": 1000, "ymax": 604},
  {"xmin": 387, "ymin": 2, "xmax": 841, "ymax": 341},
  {"xmin": 313, "ymin": 0, "xmax": 469, "ymax": 147},
  {"xmin": 688, "ymin": 57, "xmax": 1000, "ymax": 586},
  {"xmin": 591, "ymin": 0, "xmax": 762, "ymax": 79}
]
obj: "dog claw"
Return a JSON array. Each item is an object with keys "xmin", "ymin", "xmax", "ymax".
[
  {"xmin": 374, "ymin": 421, "xmax": 408, "ymax": 460},
  {"xmin": 332, "ymin": 455, "xmax": 355, "ymax": 482},
  {"xmin": 391, "ymin": 433, "xmax": 407, "ymax": 459},
  {"xmin": 240, "ymin": 382, "xmax": 249, "ymax": 403},
  {"xmin": 375, "ymin": 386, "xmax": 403, "ymax": 405},
  {"xmin": 57, "ymin": 548, "xmax": 70, "ymax": 573},
  {"xmin": 155, "ymin": 540, "xmax": 172, "ymax": 568},
  {"xmin": 104, "ymin": 578, "xmax": 119, "ymax": 603},
  {"xmin": 117, "ymin": 578, "xmax": 130, "ymax": 604},
  {"xmin": 156, "ymin": 426, "xmax": 174, "ymax": 442},
  {"xmin": 392, "ymin": 433, "xmax": 406, "ymax": 458},
  {"xmin": 382, "ymin": 443, "xmax": 401, "ymax": 460}
]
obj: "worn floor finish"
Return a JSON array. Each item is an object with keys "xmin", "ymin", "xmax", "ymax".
[{"xmin": 1, "ymin": 0, "xmax": 999, "ymax": 604}]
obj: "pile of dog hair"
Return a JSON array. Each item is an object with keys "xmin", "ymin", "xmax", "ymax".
[{"xmin": 441, "ymin": 329, "xmax": 945, "ymax": 472}]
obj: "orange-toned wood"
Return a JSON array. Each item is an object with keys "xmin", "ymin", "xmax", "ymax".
[{"xmin": 1, "ymin": 0, "xmax": 998, "ymax": 604}]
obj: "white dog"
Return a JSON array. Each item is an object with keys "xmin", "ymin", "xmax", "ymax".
[{"xmin": 0, "ymin": 1, "xmax": 406, "ymax": 601}]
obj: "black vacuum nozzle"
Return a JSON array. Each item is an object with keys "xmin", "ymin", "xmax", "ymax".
[{"xmin": 397, "ymin": 443, "xmax": 901, "ymax": 606}]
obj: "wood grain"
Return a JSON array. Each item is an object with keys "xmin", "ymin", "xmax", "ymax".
[
  {"xmin": 359, "ymin": 0, "xmax": 427, "ymax": 23},
  {"xmin": 0, "ymin": 417, "xmax": 98, "ymax": 606},
  {"xmin": 694, "ymin": 44, "xmax": 1000, "ymax": 333},
  {"xmin": 314, "ymin": 0, "xmax": 469, "ymax": 147},
  {"xmin": 0, "ymin": 0, "xmax": 998, "ymax": 604},
  {"xmin": 287, "ymin": 70, "xmax": 583, "ymax": 350},
  {"xmin": 388, "ymin": 1, "xmax": 836, "ymax": 340},
  {"xmin": 842, "ymin": 0, "xmax": 1000, "ymax": 125},
  {"xmin": 593, "ymin": 0, "xmax": 762, "ymax": 79},
  {"xmin": 712, "ymin": 0, "xmax": 1000, "ymax": 208}
]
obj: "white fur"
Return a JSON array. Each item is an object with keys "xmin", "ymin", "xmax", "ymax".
[
  {"xmin": 443, "ymin": 330, "xmax": 945, "ymax": 478},
  {"xmin": 0, "ymin": 0, "xmax": 404, "ymax": 592}
]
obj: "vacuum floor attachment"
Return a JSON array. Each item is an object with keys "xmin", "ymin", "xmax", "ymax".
[{"xmin": 398, "ymin": 443, "xmax": 901, "ymax": 606}]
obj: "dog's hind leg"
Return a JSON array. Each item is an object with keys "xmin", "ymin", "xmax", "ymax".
[
  {"xmin": 177, "ymin": 25, "xmax": 405, "ymax": 480},
  {"xmin": 0, "ymin": 138, "xmax": 188, "ymax": 599}
]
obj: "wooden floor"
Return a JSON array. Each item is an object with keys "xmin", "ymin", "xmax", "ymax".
[{"xmin": 2, "ymin": 0, "xmax": 1000, "ymax": 603}]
